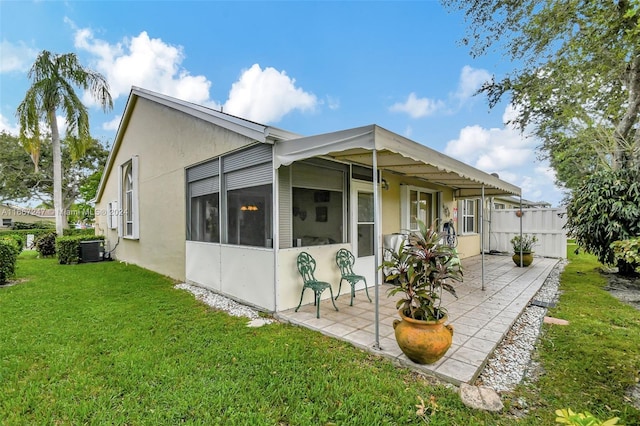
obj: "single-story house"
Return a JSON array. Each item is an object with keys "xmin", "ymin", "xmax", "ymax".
[
  {"xmin": 490, "ymin": 195, "xmax": 551, "ymax": 210},
  {"xmin": 0, "ymin": 204, "xmax": 55, "ymax": 228},
  {"xmin": 94, "ymin": 87, "xmax": 521, "ymax": 313}
]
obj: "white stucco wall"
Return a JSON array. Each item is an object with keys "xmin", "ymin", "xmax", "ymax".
[
  {"xmin": 277, "ymin": 244, "xmax": 348, "ymax": 311},
  {"xmin": 95, "ymin": 97, "xmax": 257, "ymax": 281}
]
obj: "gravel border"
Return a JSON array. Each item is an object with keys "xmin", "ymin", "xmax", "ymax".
[
  {"xmin": 475, "ymin": 259, "xmax": 567, "ymax": 392},
  {"xmin": 175, "ymin": 283, "xmax": 275, "ymax": 326}
]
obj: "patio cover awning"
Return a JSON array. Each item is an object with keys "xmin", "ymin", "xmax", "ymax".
[{"xmin": 274, "ymin": 124, "xmax": 520, "ymax": 198}]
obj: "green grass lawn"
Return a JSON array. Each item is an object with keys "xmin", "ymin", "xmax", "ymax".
[
  {"xmin": 0, "ymin": 249, "xmax": 639, "ymax": 425},
  {"xmin": 514, "ymin": 244, "xmax": 640, "ymax": 425}
]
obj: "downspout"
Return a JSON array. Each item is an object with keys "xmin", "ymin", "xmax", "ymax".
[
  {"xmin": 519, "ymin": 195, "xmax": 523, "ymax": 267},
  {"xmin": 481, "ymin": 186, "xmax": 485, "ymax": 291},
  {"xmin": 488, "ymin": 197, "xmax": 493, "ymax": 253},
  {"xmin": 372, "ymin": 149, "xmax": 381, "ymax": 350},
  {"xmin": 273, "ymin": 161, "xmax": 280, "ymax": 313}
]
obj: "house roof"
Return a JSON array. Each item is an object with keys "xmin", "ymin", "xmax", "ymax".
[
  {"xmin": 275, "ymin": 125, "xmax": 521, "ymax": 198},
  {"xmin": 0, "ymin": 204, "xmax": 55, "ymax": 218},
  {"xmin": 97, "ymin": 87, "xmax": 521, "ymax": 201},
  {"xmin": 95, "ymin": 87, "xmax": 299, "ymax": 202},
  {"xmin": 492, "ymin": 195, "xmax": 551, "ymax": 207}
]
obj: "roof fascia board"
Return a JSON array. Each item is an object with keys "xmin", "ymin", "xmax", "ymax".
[
  {"xmin": 374, "ymin": 126, "xmax": 521, "ymax": 196},
  {"xmin": 132, "ymin": 87, "xmax": 268, "ymax": 142},
  {"xmin": 96, "ymin": 87, "xmax": 274, "ymax": 202}
]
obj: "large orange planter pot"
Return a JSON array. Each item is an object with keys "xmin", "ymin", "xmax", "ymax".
[
  {"xmin": 392, "ymin": 310, "xmax": 453, "ymax": 364},
  {"xmin": 512, "ymin": 252, "xmax": 534, "ymax": 267}
]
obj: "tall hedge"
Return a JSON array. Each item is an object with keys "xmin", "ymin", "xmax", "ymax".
[
  {"xmin": 0, "ymin": 238, "xmax": 19, "ymax": 284},
  {"xmin": 35, "ymin": 232, "xmax": 57, "ymax": 257},
  {"xmin": 566, "ymin": 167, "xmax": 640, "ymax": 275},
  {"xmin": 56, "ymin": 235, "xmax": 105, "ymax": 264}
]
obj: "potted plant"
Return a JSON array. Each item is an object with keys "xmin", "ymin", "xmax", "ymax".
[
  {"xmin": 381, "ymin": 220, "xmax": 463, "ymax": 364},
  {"xmin": 510, "ymin": 234, "xmax": 538, "ymax": 267}
]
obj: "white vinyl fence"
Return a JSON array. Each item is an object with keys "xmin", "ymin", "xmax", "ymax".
[{"xmin": 483, "ymin": 208, "xmax": 568, "ymax": 258}]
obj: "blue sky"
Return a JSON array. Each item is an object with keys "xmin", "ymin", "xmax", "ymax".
[{"xmin": 0, "ymin": 1, "xmax": 564, "ymax": 206}]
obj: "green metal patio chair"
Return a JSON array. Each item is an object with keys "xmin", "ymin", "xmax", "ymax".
[
  {"xmin": 335, "ymin": 248, "xmax": 372, "ymax": 306},
  {"xmin": 295, "ymin": 251, "xmax": 339, "ymax": 318}
]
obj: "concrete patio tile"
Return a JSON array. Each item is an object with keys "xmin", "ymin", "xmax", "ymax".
[
  {"xmin": 464, "ymin": 336, "xmax": 500, "ymax": 353},
  {"xmin": 435, "ymin": 358, "xmax": 477, "ymax": 384},
  {"xmin": 344, "ymin": 329, "xmax": 377, "ymax": 347},
  {"xmin": 276, "ymin": 255, "xmax": 559, "ymax": 386},
  {"xmin": 290, "ymin": 310, "xmax": 316, "ymax": 323},
  {"xmin": 363, "ymin": 321, "xmax": 395, "ymax": 338},
  {"xmin": 474, "ymin": 328, "xmax": 506, "ymax": 344},
  {"xmin": 452, "ymin": 315, "xmax": 490, "ymax": 329},
  {"xmin": 460, "ymin": 309, "xmax": 495, "ymax": 323},
  {"xmin": 341, "ymin": 314, "xmax": 375, "ymax": 329},
  {"xmin": 453, "ymin": 323, "xmax": 482, "ymax": 337},
  {"xmin": 378, "ymin": 337, "xmax": 403, "ymax": 357},
  {"xmin": 322, "ymin": 322, "xmax": 357, "ymax": 337},
  {"xmin": 303, "ymin": 317, "xmax": 335, "ymax": 330},
  {"xmin": 452, "ymin": 330, "xmax": 471, "ymax": 346},
  {"xmin": 450, "ymin": 346, "xmax": 487, "ymax": 368}
]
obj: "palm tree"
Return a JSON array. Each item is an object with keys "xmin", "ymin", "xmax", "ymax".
[{"xmin": 16, "ymin": 50, "xmax": 113, "ymax": 236}]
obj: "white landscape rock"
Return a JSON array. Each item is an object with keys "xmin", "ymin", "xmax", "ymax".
[
  {"xmin": 459, "ymin": 383, "xmax": 504, "ymax": 412},
  {"xmin": 175, "ymin": 283, "xmax": 274, "ymax": 327}
]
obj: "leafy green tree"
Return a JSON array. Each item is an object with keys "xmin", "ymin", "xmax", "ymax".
[
  {"xmin": 445, "ymin": 0, "xmax": 640, "ymax": 274},
  {"xmin": 16, "ymin": 50, "xmax": 112, "ymax": 235},
  {"xmin": 565, "ymin": 168, "xmax": 640, "ymax": 275},
  {"xmin": 0, "ymin": 131, "xmax": 108, "ymax": 211},
  {"xmin": 444, "ymin": 0, "xmax": 640, "ymax": 190},
  {"xmin": 0, "ymin": 131, "xmax": 41, "ymax": 203}
]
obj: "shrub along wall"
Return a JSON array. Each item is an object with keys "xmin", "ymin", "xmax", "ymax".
[
  {"xmin": 35, "ymin": 232, "xmax": 57, "ymax": 257},
  {"xmin": 0, "ymin": 238, "xmax": 19, "ymax": 284},
  {"xmin": 56, "ymin": 235, "xmax": 105, "ymax": 264},
  {"xmin": 0, "ymin": 228, "xmax": 56, "ymax": 241}
]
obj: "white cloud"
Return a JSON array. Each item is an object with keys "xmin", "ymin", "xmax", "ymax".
[
  {"xmin": 454, "ymin": 65, "xmax": 491, "ymax": 102},
  {"xmin": 71, "ymin": 25, "xmax": 318, "ymax": 124},
  {"xmin": 444, "ymin": 105, "xmax": 565, "ymax": 205},
  {"xmin": 0, "ymin": 40, "xmax": 38, "ymax": 73},
  {"xmin": 0, "ymin": 114, "xmax": 68, "ymax": 139},
  {"xmin": 103, "ymin": 115, "xmax": 122, "ymax": 131},
  {"xmin": 0, "ymin": 114, "xmax": 19, "ymax": 135},
  {"xmin": 445, "ymin": 108, "xmax": 536, "ymax": 171},
  {"xmin": 389, "ymin": 66, "xmax": 489, "ymax": 119},
  {"xmin": 404, "ymin": 125, "xmax": 413, "ymax": 138},
  {"xmin": 325, "ymin": 95, "xmax": 340, "ymax": 110},
  {"xmin": 73, "ymin": 26, "xmax": 214, "ymax": 106},
  {"xmin": 389, "ymin": 92, "xmax": 444, "ymax": 118},
  {"xmin": 223, "ymin": 64, "xmax": 317, "ymax": 123}
]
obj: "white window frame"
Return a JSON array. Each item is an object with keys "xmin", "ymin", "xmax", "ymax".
[
  {"xmin": 118, "ymin": 156, "xmax": 139, "ymax": 239},
  {"xmin": 107, "ymin": 201, "xmax": 118, "ymax": 230},
  {"xmin": 459, "ymin": 199, "xmax": 477, "ymax": 234},
  {"xmin": 400, "ymin": 185, "xmax": 438, "ymax": 232}
]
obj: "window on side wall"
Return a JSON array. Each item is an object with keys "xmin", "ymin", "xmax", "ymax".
[
  {"xmin": 190, "ymin": 193, "xmax": 219, "ymax": 243},
  {"xmin": 2, "ymin": 218, "xmax": 12, "ymax": 227},
  {"xmin": 223, "ymin": 144, "xmax": 273, "ymax": 248},
  {"xmin": 291, "ymin": 161, "xmax": 346, "ymax": 247},
  {"xmin": 400, "ymin": 186, "xmax": 439, "ymax": 233},
  {"xmin": 186, "ymin": 159, "xmax": 220, "ymax": 243},
  {"xmin": 107, "ymin": 201, "xmax": 118, "ymax": 230},
  {"xmin": 186, "ymin": 145, "xmax": 273, "ymax": 248},
  {"xmin": 460, "ymin": 199, "xmax": 476, "ymax": 234},
  {"xmin": 119, "ymin": 156, "xmax": 139, "ymax": 239},
  {"xmin": 227, "ymin": 184, "xmax": 271, "ymax": 247}
]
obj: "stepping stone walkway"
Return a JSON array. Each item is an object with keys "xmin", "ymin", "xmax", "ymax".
[
  {"xmin": 459, "ymin": 383, "xmax": 504, "ymax": 412},
  {"xmin": 543, "ymin": 316, "xmax": 569, "ymax": 325}
]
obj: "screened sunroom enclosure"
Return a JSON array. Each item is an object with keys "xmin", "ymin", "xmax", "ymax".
[{"xmin": 184, "ymin": 124, "xmax": 520, "ymax": 315}]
